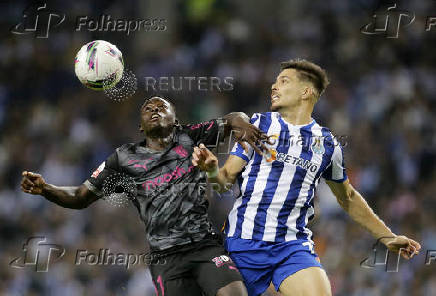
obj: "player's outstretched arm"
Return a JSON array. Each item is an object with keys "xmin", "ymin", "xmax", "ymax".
[
  {"xmin": 21, "ymin": 171, "xmax": 99, "ymax": 209},
  {"xmin": 326, "ymin": 179, "xmax": 421, "ymax": 259},
  {"xmin": 222, "ymin": 112, "xmax": 269, "ymax": 155},
  {"xmin": 192, "ymin": 144, "xmax": 246, "ymax": 193}
]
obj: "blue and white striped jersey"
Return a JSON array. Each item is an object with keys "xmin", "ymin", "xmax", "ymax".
[{"xmin": 225, "ymin": 112, "xmax": 347, "ymax": 243}]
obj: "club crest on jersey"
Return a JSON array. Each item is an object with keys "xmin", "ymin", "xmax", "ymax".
[{"xmin": 311, "ymin": 137, "xmax": 325, "ymax": 155}]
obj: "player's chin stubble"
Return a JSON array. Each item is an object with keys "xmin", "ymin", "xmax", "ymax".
[{"xmin": 144, "ymin": 123, "xmax": 174, "ymax": 139}]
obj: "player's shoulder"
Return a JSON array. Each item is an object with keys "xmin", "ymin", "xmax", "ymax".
[
  {"xmin": 310, "ymin": 122, "xmax": 344, "ymax": 150},
  {"xmin": 115, "ymin": 142, "xmax": 137, "ymax": 154},
  {"xmin": 312, "ymin": 121, "xmax": 333, "ymax": 134},
  {"xmin": 249, "ymin": 111, "xmax": 272, "ymax": 122}
]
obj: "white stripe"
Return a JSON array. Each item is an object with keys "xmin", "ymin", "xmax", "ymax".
[
  {"xmin": 227, "ymin": 197, "xmax": 243, "ymax": 237},
  {"xmin": 331, "ymin": 139, "xmax": 344, "ymax": 181},
  {"xmin": 261, "ymin": 123, "xmax": 301, "ymax": 241},
  {"xmin": 285, "ymin": 124, "xmax": 322, "ymax": 241},
  {"xmin": 240, "ymin": 114, "xmax": 279, "ymax": 239},
  {"xmin": 227, "ymin": 113, "xmax": 262, "ymax": 237}
]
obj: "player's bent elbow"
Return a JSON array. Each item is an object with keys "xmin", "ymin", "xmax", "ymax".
[{"xmin": 73, "ymin": 186, "xmax": 98, "ymax": 209}]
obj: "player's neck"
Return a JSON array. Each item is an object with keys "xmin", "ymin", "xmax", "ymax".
[
  {"xmin": 144, "ymin": 132, "xmax": 174, "ymax": 151},
  {"xmin": 278, "ymin": 107, "xmax": 312, "ymax": 126}
]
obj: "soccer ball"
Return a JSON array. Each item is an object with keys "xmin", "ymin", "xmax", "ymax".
[{"xmin": 74, "ymin": 40, "xmax": 124, "ymax": 90}]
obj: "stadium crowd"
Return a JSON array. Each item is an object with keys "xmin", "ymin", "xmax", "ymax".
[{"xmin": 1, "ymin": 0, "xmax": 436, "ymax": 295}]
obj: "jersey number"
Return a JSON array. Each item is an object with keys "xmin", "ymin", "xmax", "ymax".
[{"xmin": 302, "ymin": 241, "xmax": 315, "ymax": 254}]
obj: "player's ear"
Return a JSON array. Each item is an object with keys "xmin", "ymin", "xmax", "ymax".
[{"xmin": 301, "ymin": 86, "xmax": 313, "ymax": 100}]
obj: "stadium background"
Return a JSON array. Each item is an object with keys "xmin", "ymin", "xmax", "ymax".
[{"xmin": 1, "ymin": 0, "xmax": 436, "ymax": 295}]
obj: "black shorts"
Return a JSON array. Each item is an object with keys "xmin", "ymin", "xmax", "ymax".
[{"xmin": 149, "ymin": 237, "xmax": 243, "ymax": 296}]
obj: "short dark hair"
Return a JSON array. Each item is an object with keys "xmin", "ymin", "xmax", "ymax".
[
  {"xmin": 280, "ymin": 59, "xmax": 329, "ymax": 97},
  {"xmin": 141, "ymin": 96, "xmax": 176, "ymax": 113}
]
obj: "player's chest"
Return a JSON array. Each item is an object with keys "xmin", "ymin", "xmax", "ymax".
[
  {"xmin": 122, "ymin": 143, "xmax": 194, "ymax": 177},
  {"xmin": 260, "ymin": 129, "xmax": 327, "ymax": 173}
]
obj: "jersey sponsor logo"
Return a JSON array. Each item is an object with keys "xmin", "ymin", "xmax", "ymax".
[
  {"xmin": 91, "ymin": 162, "xmax": 105, "ymax": 178},
  {"xmin": 266, "ymin": 150, "xmax": 319, "ymax": 173},
  {"xmin": 172, "ymin": 145, "xmax": 188, "ymax": 158},
  {"xmin": 128, "ymin": 158, "xmax": 153, "ymax": 171},
  {"xmin": 187, "ymin": 121, "xmax": 214, "ymax": 131},
  {"xmin": 141, "ymin": 165, "xmax": 195, "ymax": 190}
]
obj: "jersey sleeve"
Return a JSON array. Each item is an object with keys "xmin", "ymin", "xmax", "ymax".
[
  {"xmin": 181, "ymin": 118, "xmax": 225, "ymax": 146},
  {"xmin": 321, "ymin": 141, "xmax": 347, "ymax": 183},
  {"xmin": 83, "ymin": 152, "xmax": 120, "ymax": 197},
  {"xmin": 229, "ymin": 113, "xmax": 262, "ymax": 163}
]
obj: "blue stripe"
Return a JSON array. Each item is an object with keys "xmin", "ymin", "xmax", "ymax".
[
  {"xmin": 274, "ymin": 124, "xmax": 314, "ymax": 242},
  {"xmin": 296, "ymin": 127, "xmax": 335, "ymax": 240},
  {"xmin": 233, "ymin": 113, "xmax": 272, "ymax": 238},
  {"xmin": 252, "ymin": 116, "xmax": 290, "ymax": 240},
  {"xmin": 229, "ymin": 113, "xmax": 260, "ymax": 163},
  {"xmin": 224, "ymin": 217, "xmax": 230, "ymax": 234}
]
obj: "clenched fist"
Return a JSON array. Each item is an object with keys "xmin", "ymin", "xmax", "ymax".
[
  {"xmin": 192, "ymin": 143, "xmax": 218, "ymax": 173},
  {"xmin": 381, "ymin": 235, "xmax": 421, "ymax": 260},
  {"xmin": 21, "ymin": 171, "xmax": 46, "ymax": 195}
]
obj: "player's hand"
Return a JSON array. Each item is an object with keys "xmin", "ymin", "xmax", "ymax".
[
  {"xmin": 230, "ymin": 117, "xmax": 273, "ymax": 155},
  {"xmin": 192, "ymin": 143, "xmax": 218, "ymax": 174},
  {"xmin": 21, "ymin": 171, "xmax": 46, "ymax": 195},
  {"xmin": 380, "ymin": 235, "xmax": 421, "ymax": 259}
]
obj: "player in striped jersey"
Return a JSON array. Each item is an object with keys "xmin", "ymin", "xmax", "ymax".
[{"xmin": 192, "ymin": 59, "xmax": 421, "ymax": 296}]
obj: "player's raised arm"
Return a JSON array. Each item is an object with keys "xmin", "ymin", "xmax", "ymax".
[
  {"xmin": 184, "ymin": 112, "xmax": 269, "ymax": 156},
  {"xmin": 326, "ymin": 179, "xmax": 421, "ymax": 259},
  {"xmin": 192, "ymin": 144, "xmax": 247, "ymax": 193},
  {"xmin": 222, "ymin": 112, "xmax": 269, "ymax": 155},
  {"xmin": 20, "ymin": 171, "xmax": 99, "ymax": 209}
]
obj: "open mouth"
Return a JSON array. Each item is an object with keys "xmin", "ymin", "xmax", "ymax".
[
  {"xmin": 150, "ymin": 114, "xmax": 160, "ymax": 121},
  {"xmin": 271, "ymin": 94, "xmax": 279, "ymax": 103}
]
